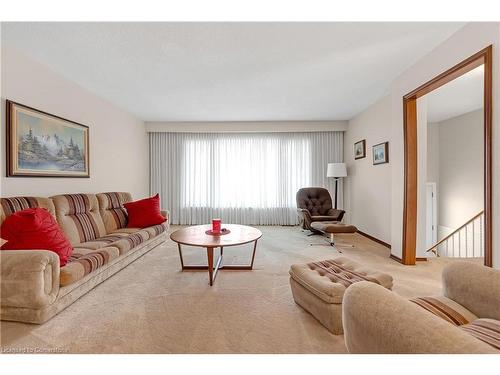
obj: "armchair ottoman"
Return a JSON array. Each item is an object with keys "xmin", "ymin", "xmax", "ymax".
[{"xmin": 310, "ymin": 221, "xmax": 358, "ymax": 249}]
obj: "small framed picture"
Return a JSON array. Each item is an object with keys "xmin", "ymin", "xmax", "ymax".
[
  {"xmin": 354, "ymin": 140, "xmax": 366, "ymax": 160},
  {"xmin": 372, "ymin": 142, "xmax": 389, "ymax": 165}
]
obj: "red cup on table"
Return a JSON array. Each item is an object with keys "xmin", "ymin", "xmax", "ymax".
[{"xmin": 212, "ymin": 218, "xmax": 221, "ymax": 234}]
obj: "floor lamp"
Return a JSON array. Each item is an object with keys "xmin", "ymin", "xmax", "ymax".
[
  {"xmin": 310, "ymin": 162, "xmax": 351, "ymax": 250},
  {"xmin": 327, "ymin": 163, "xmax": 347, "ymax": 209}
]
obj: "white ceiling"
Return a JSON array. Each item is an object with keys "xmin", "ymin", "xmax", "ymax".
[
  {"xmin": 2, "ymin": 22, "xmax": 464, "ymax": 122},
  {"xmin": 426, "ymin": 65, "xmax": 484, "ymax": 123}
]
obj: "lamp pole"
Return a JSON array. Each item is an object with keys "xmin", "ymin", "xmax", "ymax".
[
  {"xmin": 327, "ymin": 163, "xmax": 347, "ymax": 211},
  {"xmin": 334, "ymin": 177, "xmax": 339, "ymax": 209}
]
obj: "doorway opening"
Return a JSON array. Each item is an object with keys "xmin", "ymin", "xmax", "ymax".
[{"xmin": 402, "ymin": 46, "xmax": 492, "ymax": 266}]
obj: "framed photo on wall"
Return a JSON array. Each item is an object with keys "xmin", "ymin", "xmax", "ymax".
[
  {"xmin": 6, "ymin": 100, "xmax": 90, "ymax": 177},
  {"xmin": 354, "ymin": 139, "xmax": 366, "ymax": 160},
  {"xmin": 372, "ymin": 142, "xmax": 389, "ymax": 165}
]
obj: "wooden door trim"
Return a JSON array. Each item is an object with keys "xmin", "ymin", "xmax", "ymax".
[{"xmin": 402, "ymin": 45, "xmax": 493, "ymax": 266}]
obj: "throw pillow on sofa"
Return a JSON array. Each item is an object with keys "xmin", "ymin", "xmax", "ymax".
[
  {"xmin": 124, "ymin": 193, "xmax": 166, "ymax": 228},
  {"xmin": 0, "ymin": 208, "xmax": 73, "ymax": 266}
]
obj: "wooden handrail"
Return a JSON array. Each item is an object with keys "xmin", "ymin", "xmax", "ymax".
[{"xmin": 426, "ymin": 210, "xmax": 484, "ymax": 253}]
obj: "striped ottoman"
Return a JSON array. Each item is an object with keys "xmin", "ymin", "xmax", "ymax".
[{"xmin": 289, "ymin": 257, "xmax": 393, "ymax": 334}]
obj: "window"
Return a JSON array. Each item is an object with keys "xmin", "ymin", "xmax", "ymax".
[
  {"xmin": 150, "ymin": 131, "xmax": 342, "ymax": 225},
  {"xmin": 182, "ymin": 134, "xmax": 311, "ymax": 209}
]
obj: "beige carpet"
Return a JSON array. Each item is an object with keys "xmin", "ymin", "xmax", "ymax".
[{"xmin": 1, "ymin": 226, "xmax": 450, "ymax": 353}]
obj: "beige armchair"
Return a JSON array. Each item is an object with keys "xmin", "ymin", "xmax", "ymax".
[{"xmin": 342, "ymin": 261, "xmax": 500, "ymax": 353}]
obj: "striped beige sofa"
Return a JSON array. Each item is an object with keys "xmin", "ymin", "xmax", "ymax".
[
  {"xmin": 342, "ymin": 261, "xmax": 500, "ymax": 353},
  {"xmin": 0, "ymin": 192, "xmax": 169, "ymax": 324}
]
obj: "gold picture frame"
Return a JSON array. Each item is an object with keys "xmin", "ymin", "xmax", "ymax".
[{"xmin": 6, "ymin": 100, "xmax": 90, "ymax": 177}]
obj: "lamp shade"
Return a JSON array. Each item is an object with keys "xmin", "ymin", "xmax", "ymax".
[{"xmin": 327, "ymin": 163, "xmax": 347, "ymax": 178}]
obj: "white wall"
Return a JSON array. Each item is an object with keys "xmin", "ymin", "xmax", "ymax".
[
  {"xmin": 436, "ymin": 109, "xmax": 484, "ymax": 235},
  {"xmin": 344, "ymin": 95, "xmax": 392, "ymax": 244},
  {"xmin": 426, "ymin": 122, "xmax": 440, "ymax": 184},
  {"xmin": 0, "ymin": 46, "xmax": 149, "ymax": 199},
  {"xmin": 389, "ymin": 23, "xmax": 500, "ymax": 268}
]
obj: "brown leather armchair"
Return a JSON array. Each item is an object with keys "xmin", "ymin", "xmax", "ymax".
[{"xmin": 296, "ymin": 187, "xmax": 345, "ymax": 230}]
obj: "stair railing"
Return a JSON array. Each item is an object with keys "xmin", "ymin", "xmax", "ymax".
[{"xmin": 426, "ymin": 211, "xmax": 484, "ymax": 258}]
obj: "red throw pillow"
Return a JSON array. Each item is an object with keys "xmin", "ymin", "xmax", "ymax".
[
  {"xmin": 1, "ymin": 208, "xmax": 73, "ymax": 266},
  {"xmin": 124, "ymin": 194, "xmax": 166, "ymax": 228}
]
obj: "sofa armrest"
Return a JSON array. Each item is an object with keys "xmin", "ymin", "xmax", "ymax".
[
  {"xmin": 443, "ymin": 261, "xmax": 500, "ymax": 320},
  {"xmin": 1, "ymin": 250, "xmax": 60, "ymax": 309},
  {"xmin": 161, "ymin": 210, "xmax": 170, "ymax": 231},
  {"xmin": 342, "ymin": 281, "xmax": 497, "ymax": 353}
]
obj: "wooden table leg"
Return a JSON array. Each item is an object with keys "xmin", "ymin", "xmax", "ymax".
[
  {"xmin": 178, "ymin": 241, "xmax": 257, "ymax": 284},
  {"xmin": 207, "ymin": 247, "xmax": 214, "ymax": 286},
  {"xmin": 177, "ymin": 243, "xmax": 185, "ymax": 269},
  {"xmin": 250, "ymin": 239, "xmax": 258, "ymax": 269}
]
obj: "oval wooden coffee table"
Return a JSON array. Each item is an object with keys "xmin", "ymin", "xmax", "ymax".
[{"xmin": 170, "ymin": 224, "xmax": 262, "ymax": 286}]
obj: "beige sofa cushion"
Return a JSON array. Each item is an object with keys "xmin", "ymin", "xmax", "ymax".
[
  {"xmin": 60, "ymin": 223, "xmax": 167, "ymax": 286},
  {"xmin": 96, "ymin": 192, "xmax": 132, "ymax": 234},
  {"xmin": 73, "ymin": 233, "xmax": 128, "ymax": 250},
  {"xmin": 51, "ymin": 194, "xmax": 106, "ymax": 245},
  {"xmin": 110, "ymin": 228, "xmax": 141, "ymax": 235},
  {"xmin": 0, "ymin": 196, "xmax": 56, "ymax": 226},
  {"xmin": 60, "ymin": 246, "xmax": 120, "ymax": 286},
  {"xmin": 142, "ymin": 222, "xmax": 168, "ymax": 238},
  {"xmin": 108, "ymin": 230, "xmax": 151, "ymax": 255}
]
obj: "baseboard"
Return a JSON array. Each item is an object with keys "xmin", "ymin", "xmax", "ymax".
[
  {"xmin": 390, "ymin": 254, "xmax": 427, "ymax": 264},
  {"xmin": 389, "ymin": 254, "xmax": 402, "ymax": 263},
  {"xmin": 357, "ymin": 230, "xmax": 391, "ymax": 249}
]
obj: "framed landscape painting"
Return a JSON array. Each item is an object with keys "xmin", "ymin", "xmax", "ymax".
[
  {"xmin": 354, "ymin": 139, "xmax": 366, "ymax": 160},
  {"xmin": 372, "ymin": 141, "xmax": 389, "ymax": 165},
  {"xmin": 6, "ymin": 100, "xmax": 89, "ymax": 177}
]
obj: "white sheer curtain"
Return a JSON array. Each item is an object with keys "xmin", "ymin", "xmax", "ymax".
[{"xmin": 150, "ymin": 131, "xmax": 344, "ymax": 225}]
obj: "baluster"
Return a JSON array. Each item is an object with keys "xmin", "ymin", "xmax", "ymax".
[
  {"xmin": 459, "ymin": 230, "xmax": 461, "ymax": 258},
  {"xmin": 473, "ymin": 220, "xmax": 476, "ymax": 257},
  {"xmin": 471, "ymin": 223, "xmax": 474, "ymax": 258},
  {"xmin": 464, "ymin": 228, "xmax": 466, "ymax": 257},
  {"xmin": 480, "ymin": 215, "xmax": 483, "ymax": 257},
  {"xmin": 453, "ymin": 234, "xmax": 456, "ymax": 257},
  {"xmin": 467, "ymin": 224, "xmax": 474, "ymax": 258},
  {"xmin": 471, "ymin": 223, "xmax": 475, "ymax": 257},
  {"xmin": 465, "ymin": 224, "xmax": 468, "ymax": 258},
  {"xmin": 463, "ymin": 228, "xmax": 466, "ymax": 257},
  {"xmin": 461, "ymin": 231, "xmax": 463, "ymax": 257}
]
